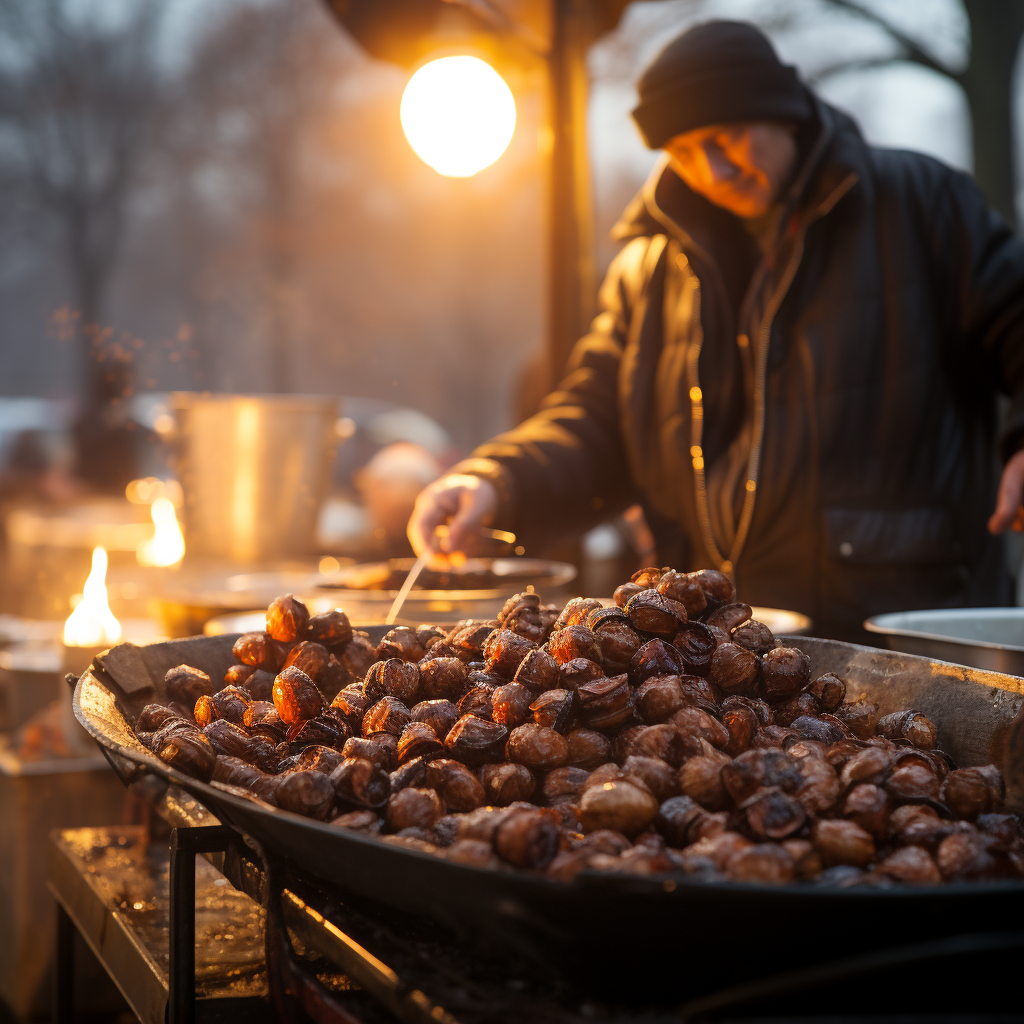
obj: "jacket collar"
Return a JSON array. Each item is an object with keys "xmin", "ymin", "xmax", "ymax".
[{"xmin": 612, "ymin": 93, "xmax": 864, "ymax": 247}]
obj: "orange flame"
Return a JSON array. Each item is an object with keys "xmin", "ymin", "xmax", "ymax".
[
  {"xmin": 137, "ymin": 497, "xmax": 185, "ymax": 567},
  {"xmin": 64, "ymin": 547, "xmax": 122, "ymax": 648}
]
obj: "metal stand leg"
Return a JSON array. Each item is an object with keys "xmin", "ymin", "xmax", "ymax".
[
  {"xmin": 54, "ymin": 903, "xmax": 74, "ymax": 1024},
  {"xmin": 167, "ymin": 825, "xmax": 237, "ymax": 1024}
]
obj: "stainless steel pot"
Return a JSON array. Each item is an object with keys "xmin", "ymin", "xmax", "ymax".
[
  {"xmin": 864, "ymin": 607, "xmax": 1024, "ymax": 677},
  {"xmin": 168, "ymin": 393, "xmax": 341, "ymax": 563}
]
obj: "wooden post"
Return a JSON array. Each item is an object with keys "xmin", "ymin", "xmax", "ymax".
[{"xmin": 545, "ymin": 0, "xmax": 597, "ymax": 385}]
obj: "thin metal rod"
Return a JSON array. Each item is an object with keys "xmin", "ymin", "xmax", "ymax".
[
  {"xmin": 385, "ymin": 549, "xmax": 429, "ymax": 626},
  {"xmin": 54, "ymin": 902, "xmax": 74, "ymax": 1024}
]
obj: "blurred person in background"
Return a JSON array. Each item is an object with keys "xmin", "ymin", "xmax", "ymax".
[
  {"xmin": 357, "ymin": 442, "xmax": 443, "ymax": 555},
  {"xmin": 408, "ymin": 20, "xmax": 1024, "ymax": 641}
]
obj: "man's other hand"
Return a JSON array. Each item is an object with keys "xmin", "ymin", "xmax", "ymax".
[
  {"xmin": 407, "ymin": 474, "xmax": 499, "ymax": 568},
  {"xmin": 988, "ymin": 449, "xmax": 1024, "ymax": 533}
]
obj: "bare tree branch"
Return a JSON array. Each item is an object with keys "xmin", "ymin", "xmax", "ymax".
[{"xmin": 819, "ymin": 0, "xmax": 961, "ymax": 82}]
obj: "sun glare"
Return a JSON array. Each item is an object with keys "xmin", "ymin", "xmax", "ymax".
[{"xmin": 400, "ymin": 56, "xmax": 516, "ymax": 178}]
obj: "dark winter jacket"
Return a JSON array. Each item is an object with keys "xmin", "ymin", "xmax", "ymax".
[{"xmin": 456, "ymin": 96, "xmax": 1024, "ymax": 639}]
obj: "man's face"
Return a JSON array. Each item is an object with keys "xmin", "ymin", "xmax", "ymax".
[{"xmin": 663, "ymin": 122, "xmax": 798, "ymax": 219}]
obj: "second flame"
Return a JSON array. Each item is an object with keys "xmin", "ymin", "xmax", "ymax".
[{"xmin": 137, "ymin": 497, "xmax": 185, "ymax": 568}]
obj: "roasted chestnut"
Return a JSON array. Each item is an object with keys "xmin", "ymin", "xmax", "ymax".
[
  {"xmin": 678, "ymin": 754, "xmax": 731, "ymax": 811},
  {"xmin": 224, "ymin": 663, "xmax": 256, "ymax": 688},
  {"xmin": 283, "ymin": 641, "xmax": 330, "ymax": 683},
  {"xmin": 624, "ymin": 590, "xmax": 688, "ymax": 638},
  {"xmin": 342, "ymin": 733, "xmax": 397, "ymax": 771},
  {"xmin": 685, "ymin": 569, "xmax": 733, "ymax": 607},
  {"xmin": 559, "ymin": 657, "xmax": 605, "ymax": 690},
  {"xmin": 331, "ymin": 756, "xmax": 390, "ymax": 810},
  {"xmin": 481, "ymin": 762, "xmax": 536, "ymax": 805},
  {"xmin": 397, "ymin": 721, "xmax": 445, "ymax": 765},
  {"xmin": 530, "ymin": 688, "xmax": 575, "ymax": 732},
  {"xmin": 721, "ymin": 703, "xmax": 759, "ymax": 757},
  {"xmin": 668, "ymin": 706, "xmax": 729, "ymax": 749},
  {"xmin": 364, "ymin": 658, "xmax": 420, "ymax": 705},
  {"xmin": 267, "ymin": 594, "xmax": 310, "ymax": 642},
  {"xmin": 444, "ymin": 714, "xmax": 508, "ymax": 764},
  {"xmin": 706, "ymin": 602, "xmax": 752, "ymax": 632},
  {"xmin": 809, "ymin": 672, "xmax": 846, "ymax": 711},
  {"xmin": 410, "ymin": 699, "xmax": 460, "ymax": 742},
  {"xmin": 566, "ymin": 728, "xmax": 612, "ymax": 769},
  {"xmin": 740, "ymin": 787, "xmax": 806, "ymax": 840},
  {"xmin": 730, "ymin": 620, "xmax": 776, "ymax": 656},
  {"xmin": 548, "ymin": 625, "xmax": 603, "ymax": 666},
  {"xmin": 493, "ymin": 808, "xmax": 560, "ymax": 868},
  {"xmin": 876, "ymin": 845, "xmax": 941, "ymax": 884},
  {"xmin": 656, "ymin": 570, "xmax": 708, "ymax": 617},
  {"xmin": 579, "ymin": 779, "xmax": 658, "ymax": 837},
  {"xmin": 614, "ymin": 581, "xmax": 647, "ymax": 608},
  {"xmin": 457, "ymin": 686, "xmax": 495, "ymax": 721},
  {"xmin": 835, "ymin": 699, "xmax": 880, "ymax": 740},
  {"xmin": 622, "ymin": 755, "xmax": 678, "ymax": 802},
  {"xmin": 635, "ymin": 675, "xmax": 686, "ymax": 724},
  {"xmin": 709, "ymin": 643, "xmax": 758, "ymax": 696},
  {"xmin": 386, "ymin": 788, "xmax": 444, "ymax": 831},
  {"xmin": 362, "ymin": 696, "xmax": 411, "ymax": 738},
  {"xmin": 878, "ymin": 710, "xmax": 938, "ymax": 750},
  {"xmin": 425, "ymin": 758, "xmax": 486, "ymax": 812},
  {"xmin": 843, "ymin": 783, "xmax": 890, "ymax": 838},
  {"xmin": 627, "ymin": 724, "xmax": 692, "ymax": 767},
  {"xmin": 940, "ymin": 766, "xmax": 1004, "ymax": 819},
  {"xmin": 758, "ymin": 647, "xmax": 810, "ymax": 704},
  {"xmin": 272, "ymin": 666, "xmax": 324, "ymax": 725},
  {"xmin": 812, "ymin": 819, "xmax": 875, "ymax": 867},
  {"xmin": 155, "ymin": 728, "xmax": 216, "ymax": 781},
  {"xmin": 506, "ymin": 723, "xmax": 569, "ymax": 770},
  {"xmin": 628, "ymin": 639, "xmax": 683, "ymax": 686},
  {"xmin": 418, "ymin": 656, "xmax": 470, "ymax": 702},
  {"xmin": 306, "ymin": 608, "xmax": 353, "ymax": 648},
  {"xmin": 165, "ymin": 664, "xmax": 214, "ymax": 706},
  {"xmin": 490, "ymin": 682, "xmax": 534, "ymax": 730},
  {"xmin": 512, "ymin": 647, "xmax": 561, "ymax": 693},
  {"xmin": 376, "ymin": 626, "xmax": 424, "ymax": 663},
  {"xmin": 482, "ymin": 628, "xmax": 537, "ymax": 680},
  {"xmin": 575, "ymin": 674, "xmax": 633, "ymax": 730}
]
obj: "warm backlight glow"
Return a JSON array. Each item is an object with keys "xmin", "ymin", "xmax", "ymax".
[
  {"xmin": 400, "ymin": 56, "xmax": 516, "ymax": 177},
  {"xmin": 64, "ymin": 547, "xmax": 122, "ymax": 648},
  {"xmin": 137, "ymin": 497, "xmax": 185, "ymax": 567}
]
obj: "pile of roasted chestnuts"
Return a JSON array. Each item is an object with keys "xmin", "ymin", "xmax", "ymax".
[{"xmin": 133, "ymin": 567, "xmax": 1021, "ymax": 886}]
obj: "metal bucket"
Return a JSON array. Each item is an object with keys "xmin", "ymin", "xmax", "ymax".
[{"xmin": 168, "ymin": 393, "xmax": 340, "ymax": 563}]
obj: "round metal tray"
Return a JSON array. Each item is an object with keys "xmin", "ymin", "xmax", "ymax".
[{"xmin": 76, "ymin": 632, "xmax": 1024, "ymax": 999}]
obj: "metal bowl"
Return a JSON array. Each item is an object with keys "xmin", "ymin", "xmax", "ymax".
[
  {"xmin": 864, "ymin": 608, "xmax": 1024, "ymax": 677},
  {"xmin": 315, "ymin": 557, "xmax": 577, "ymax": 626}
]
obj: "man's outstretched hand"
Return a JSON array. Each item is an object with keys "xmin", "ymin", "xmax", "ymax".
[
  {"xmin": 407, "ymin": 474, "xmax": 499, "ymax": 568},
  {"xmin": 988, "ymin": 448, "xmax": 1024, "ymax": 533}
]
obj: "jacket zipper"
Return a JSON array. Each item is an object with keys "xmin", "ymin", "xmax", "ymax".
[{"xmin": 686, "ymin": 171, "xmax": 858, "ymax": 578}]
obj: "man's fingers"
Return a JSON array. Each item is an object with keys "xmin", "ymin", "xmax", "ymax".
[
  {"xmin": 989, "ymin": 451, "xmax": 1024, "ymax": 534},
  {"xmin": 407, "ymin": 486, "xmax": 457, "ymax": 555},
  {"xmin": 443, "ymin": 489, "xmax": 488, "ymax": 556}
]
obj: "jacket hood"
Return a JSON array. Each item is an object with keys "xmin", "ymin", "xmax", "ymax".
[{"xmin": 611, "ymin": 93, "xmax": 866, "ymax": 244}]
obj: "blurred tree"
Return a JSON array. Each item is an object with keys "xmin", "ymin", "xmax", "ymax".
[
  {"xmin": 818, "ymin": 0, "xmax": 1024, "ymax": 228},
  {"xmin": 0, "ymin": 0, "xmax": 165, "ymax": 489},
  {"xmin": 172, "ymin": 1, "xmax": 348, "ymax": 394}
]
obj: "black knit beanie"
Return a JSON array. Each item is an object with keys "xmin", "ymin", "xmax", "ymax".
[{"xmin": 632, "ymin": 21, "xmax": 812, "ymax": 149}]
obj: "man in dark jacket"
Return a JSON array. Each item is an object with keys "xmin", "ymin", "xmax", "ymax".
[{"xmin": 407, "ymin": 20, "xmax": 1024, "ymax": 640}]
